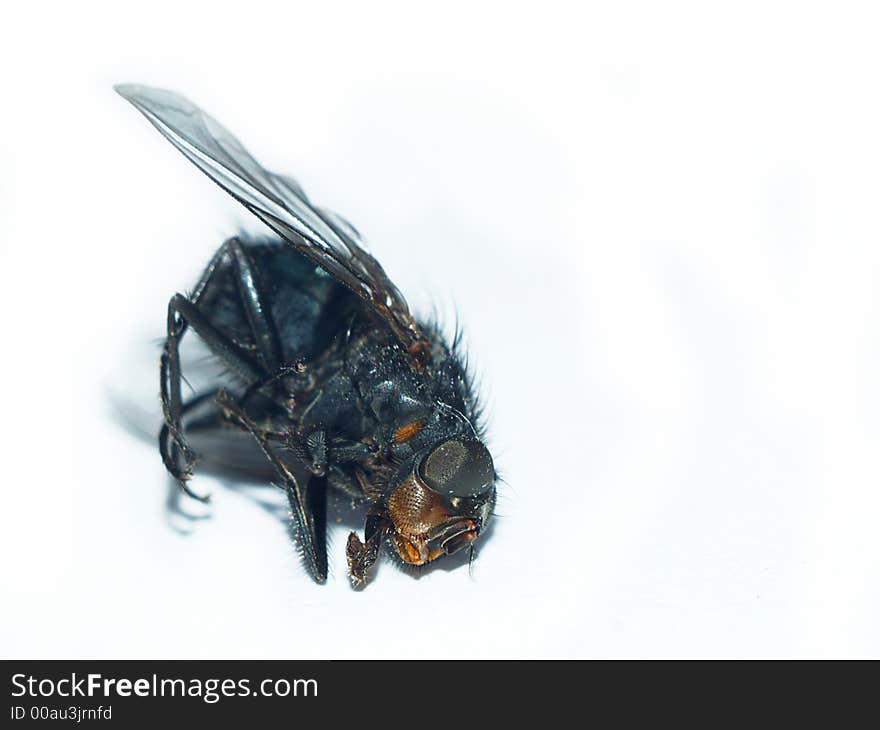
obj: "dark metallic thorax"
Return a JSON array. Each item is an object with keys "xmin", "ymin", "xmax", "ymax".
[{"xmin": 203, "ymin": 237, "xmax": 480, "ymax": 502}]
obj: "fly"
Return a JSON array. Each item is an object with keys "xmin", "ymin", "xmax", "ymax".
[{"xmin": 116, "ymin": 84, "xmax": 497, "ymax": 586}]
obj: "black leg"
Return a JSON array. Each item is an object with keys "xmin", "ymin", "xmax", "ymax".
[
  {"xmin": 225, "ymin": 238, "xmax": 283, "ymax": 374},
  {"xmin": 239, "ymin": 361, "xmax": 309, "ymax": 420},
  {"xmin": 215, "ymin": 391, "xmax": 328, "ymax": 583},
  {"xmin": 159, "ymin": 389, "xmax": 224, "ymax": 501},
  {"xmin": 160, "ymin": 237, "xmax": 287, "ymax": 491},
  {"xmin": 160, "ymin": 292, "xmax": 266, "ymax": 486}
]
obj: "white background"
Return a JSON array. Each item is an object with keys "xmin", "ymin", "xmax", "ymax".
[{"xmin": 2, "ymin": 2, "xmax": 879, "ymax": 659}]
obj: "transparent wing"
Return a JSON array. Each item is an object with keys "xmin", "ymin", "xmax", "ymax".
[{"xmin": 116, "ymin": 84, "xmax": 427, "ymax": 360}]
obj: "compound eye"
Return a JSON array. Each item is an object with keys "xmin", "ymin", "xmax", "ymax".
[{"xmin": 418, "ymin": 438, "xmax": 495, "ymax": 498}]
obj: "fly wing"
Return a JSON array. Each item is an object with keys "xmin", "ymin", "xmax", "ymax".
[{"xmin": 116, "ymin": 84, "xmax": 427, "ymax": 360}]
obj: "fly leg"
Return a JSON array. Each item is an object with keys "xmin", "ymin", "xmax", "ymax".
[
  {"xmin": 158, "ymin": 389, "xmax": 223, "ymax": 487},
  {"xmin": 302, "ymin": 433, "xmax": 375, "ymax": 499},
  {"xmin": 346, "ymin": 509, "xmax": 389, "ymax": 587},
  {"xmin": 215, "ymin": 390, "xmax": 328, "ymax": 583},
  {"xmin": 160, "ymin": 293, "xmax": 265, "ymax": 493},
  {"xmin": 161, "ymin": 237, "xmax": 285, "ymax": 495},
  {"xmin": 240, "ymin": 361, "xmax": 310, "ymax": 420}
]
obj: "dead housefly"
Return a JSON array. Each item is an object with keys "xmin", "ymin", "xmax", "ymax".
[{"xmin": 116, "ymin": 85, "xmax": 496, "ymax": 585}]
